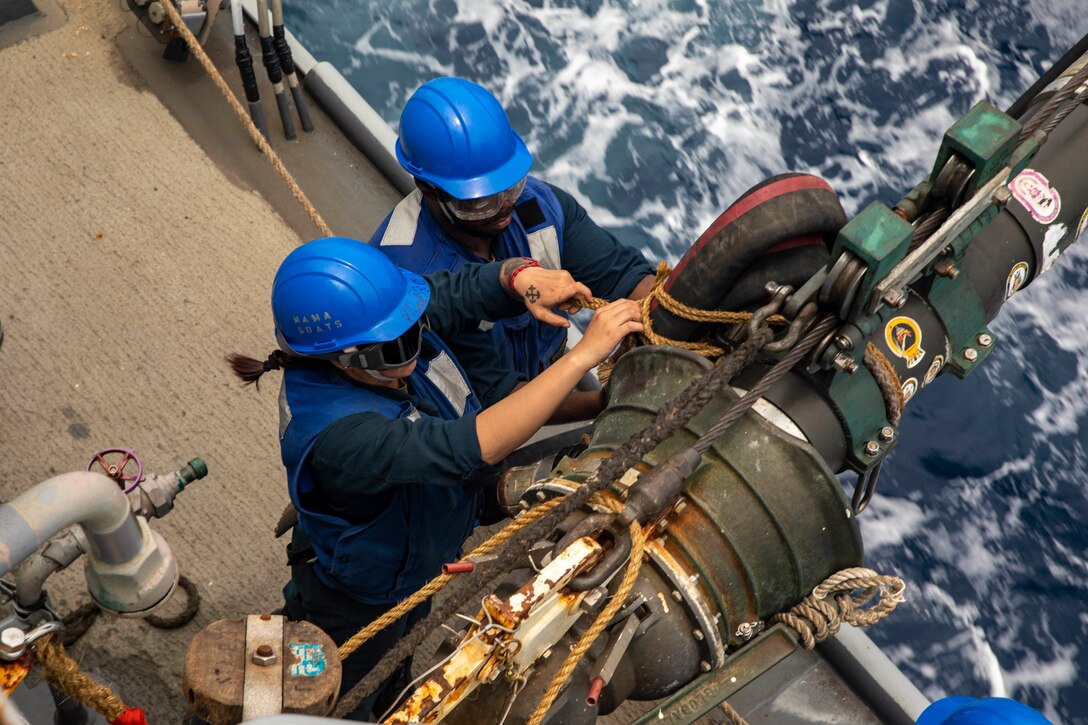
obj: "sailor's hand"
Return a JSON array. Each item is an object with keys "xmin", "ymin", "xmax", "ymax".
[
  {"xmin": 568, "ymin": 299, "xmax": 644, "ymax": 369},
  {"xmin": 512, "ymin": 265, "xmax": 592, "ymax": 327}
]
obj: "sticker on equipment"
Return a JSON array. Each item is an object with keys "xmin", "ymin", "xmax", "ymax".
[
  {"xmin": 1008, "ymin": 169, "xmax": 1061, "ymax": 224},
  {"xmin": 885, "ymin": 316, "xmax": 926, "ymax": 368},
  {"xmin": 923, "ymin": 355, "xmax": 944, "ymax": 386},
  {"xmin": 1041, "ymin": 223, "xmax": 1067, "ymax": 274},
  {"xmin": 901, "ymin": 377, "xmax": 919, "ymax": 402},
  {"xmin": 289, "ymin": 643, "xmax": 326, "ymax": 677},
  {"xmin": 1005, "ymin": 262, "xmax": 1029, "ymax": 299}
]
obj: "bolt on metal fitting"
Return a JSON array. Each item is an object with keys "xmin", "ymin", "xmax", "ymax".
[
  {"xmin": 992, "ymin": 187, "xmax": 1012, "ymax": 206},
  {"xmin": 0, "ymin": 627, "xmax": 26, "ymax": 660},
  {"xmin": 673, "ymin": 499, "xmax": 687, "ymax": 514},
  {"xmin": 879, "ymin": 426, "xmax": 895, "ymax": 443},
  {"xmin": 977, "ymin": 333, "xmax": 993, "ymax": 348},
  {"xmin": 671, "ymin": 590, "xmax": 683, "ymax": 603},
  {"xmin": 933, "ymin": 258, "xmax": 960, "ymax": 279},
  {"xmin": 882, "ymin": 289, "xmax": 907, "ymax": 308},
  {"xmin": 700, "ymin": 661, "xmax": 712, "ymax": 672},
  {"xmin": 963, "ymin": 347, "xmax": 978, "ymax": 362},
  {"xmin": 833, "ymin": 334, "xmax": 854, "ymax": 352},
  {"xmin": 693, "ymin": 629, "xmax": 704, "ymax": 641},
  {"xmin": 0, "ymin": 629, "xmax": 30, "ymax": 662},
  {"xmin": 864, "ymin": 441, "xmax": 880, "ymax": 457},
  {"xmin": 833, "ymin": 353, "xmax": 859, "ymax": 374},
  {"xmin": 252, "ymin": 644, "xmax": 278, "ymax": 667}
]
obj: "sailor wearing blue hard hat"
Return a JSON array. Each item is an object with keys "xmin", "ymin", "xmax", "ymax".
[
  {"xmin": 372, "ymin": 77, "xmax": 656, "ymax": 416},
  {"xmin": 918, "ymin": 696, "xmax": 1053, "ymax": 725},
  {"xmin": 228, "ymin": 237, "xmax": 643, "ymax": 720}
]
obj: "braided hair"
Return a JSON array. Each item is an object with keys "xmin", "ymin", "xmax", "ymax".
[{"xmin": 226, "ymin": 349, "xmax": 297, "ymax": 389}]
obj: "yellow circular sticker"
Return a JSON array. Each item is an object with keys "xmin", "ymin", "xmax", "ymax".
[
  {"xmin": 901, "ymin": 377, "xmax": 919, "ymax": 402},
  {"xmin": 885, "ymin": 316, "xmax": 926, "ymax": 368}
]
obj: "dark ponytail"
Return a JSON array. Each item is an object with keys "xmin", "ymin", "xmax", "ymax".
[{"xmin": 226, "ymin": 349, "xmax": 295, "ymax": 389}]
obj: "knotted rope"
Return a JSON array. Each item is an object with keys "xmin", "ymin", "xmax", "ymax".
[
  {"xmin": 577, "ymin": 262, "xmax": 787, "ymax": 364},
  {"xmin": 771, "ymin": 567, "xmax": 906, "ymax": 650}
]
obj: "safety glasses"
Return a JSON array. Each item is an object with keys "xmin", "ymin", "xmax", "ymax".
[
  {"xmin": 338, "ymin": 316, "xmax": 430, "ymax": 370},
  {"xmin": 440, "ymin": 176, "xmax": 527, "ymax": 221}
]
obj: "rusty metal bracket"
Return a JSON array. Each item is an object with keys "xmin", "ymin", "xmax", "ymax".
[{"xmin": 242, "ymin": 614, "xmax": 284, "ymax": 721}]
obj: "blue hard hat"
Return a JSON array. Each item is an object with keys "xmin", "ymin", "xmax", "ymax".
[
  {"xmin": 395, "ymin": 77, "xmax": 533, "ymax": 200},
  {"xmin": 917, "ymin": 696, "xmax": 1053, "ymax": 725},
  {"xmin": 271, "ymin": 237, "xmax": 430, "ymax": 357}
]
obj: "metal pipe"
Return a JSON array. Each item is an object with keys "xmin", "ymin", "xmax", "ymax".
[
  {"xmin": 0, "ymin": 472, "xmax": 139, "ymax": 578},
  {"xmin": 0, "ymin": 472, "xmax": 177, "ymax": 616},
  {"xmin": 13, "ymin": 531, "xmax": 83, "ymax": 609}
]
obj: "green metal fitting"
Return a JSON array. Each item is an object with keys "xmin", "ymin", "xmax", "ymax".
[
  {"xmin": 831, "ymin": 202, "xmax": 914, "ymax": 322},
  {"xmin": 925, "ymin": 275, "xmax": 996, "ymax": 377},
  {"xmin": 931, "ymin": 101, "xmax": 1021, "ymax": 195}
]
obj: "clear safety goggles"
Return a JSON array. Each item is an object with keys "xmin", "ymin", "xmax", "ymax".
[
  {"xmin": 441, "ymin": 176, "xmax": 527, "ymax": 221},
  {"xmin": 337, "ymin": 316, "xmax": 430, "ymax": 371}
]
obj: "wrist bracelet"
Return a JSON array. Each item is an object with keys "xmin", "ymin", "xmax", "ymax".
[{"xmin": 507, "ymin": 258, "xmax": 541, "ymax": 296}]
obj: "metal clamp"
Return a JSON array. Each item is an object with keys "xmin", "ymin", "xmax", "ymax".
[{"xmin": 0, "ymin": 620, "xmax": 62, "ymax": 661}]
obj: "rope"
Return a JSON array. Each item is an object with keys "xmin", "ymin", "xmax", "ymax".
[
  {"xmin": 332, "ymin": 325, "xmax": 773, "ymax": 716},
  {"xmin": 526, "ymin": 518, "xmax": 646, "ymax": 725},
  {"xmin": 1021, "ymin": 59, "xmax": 1088, "ymax": 139},
  {"xmin": 334, "ymin": 282, "xmax": 781, "ymax": 716},
  {"xmin": 32, "ymin": 636, "xmax": 147, "ymax": 725},
  {"xmin": 159, "ymin": 0, "xmax": 333, "ymax": 238},
  {"xmin": 770, "ymin": 567, "xmax": 906, "ymax": 650},
  {"xmin": 863, "ymin": 343, "xmax": 904, "ymax": 427},
  {"xmin": 693, "ymin": 315, "xmax": 836, "ymax": 453},
  {"xmin": 574, "ymin": 262, "xmax": 787, "ymax": 360},
  {"xmin": 61, "ymin": 602, "xmax": 100, "ymax": 647},
  {"xmin": 719, "ymin": 701, "xmax": 750, "ymax": 725},
  {"xmin": 337, "ymin": 497, "xmax": 562, "ymax": 661},
  {"xmin": 145, "ymin": 574, "xmax": 200, "ymax": 629}
]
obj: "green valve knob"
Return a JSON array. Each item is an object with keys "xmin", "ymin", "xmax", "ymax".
[{"xmin": 178, "ymin": 457, "xmax": 209, "ymax": 488}]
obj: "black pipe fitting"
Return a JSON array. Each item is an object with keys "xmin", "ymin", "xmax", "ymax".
[{"xmin": 618, "ymin": 447, "xmax": 703, "ymax": 527}]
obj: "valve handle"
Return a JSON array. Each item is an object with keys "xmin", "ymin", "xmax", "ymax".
[{"xmin": 86, "ymin": 447, "xmax": 145, "ymax": 493}]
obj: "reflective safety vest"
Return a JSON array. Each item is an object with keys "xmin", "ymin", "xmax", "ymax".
[
  {"xmin": 373, "ymin": 176, "xmax": 567, "ymax": 378},
  {"xmin": 278, "ymin": 333, "xmax": 482, "ymax": 604}
]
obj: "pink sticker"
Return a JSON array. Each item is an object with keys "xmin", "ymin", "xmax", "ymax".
[{"xmin": 1008, "ymin": 169, "xmax": 1061, "ymax": 224}]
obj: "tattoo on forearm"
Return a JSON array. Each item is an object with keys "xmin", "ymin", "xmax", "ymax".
[{"xmin": 525, "ymin": 285, "xmax": 541, "ymax": 303}]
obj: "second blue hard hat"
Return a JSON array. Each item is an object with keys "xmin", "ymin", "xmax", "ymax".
[
  {"xmin": 917, "ymin": 696, "xmax": 1052, "ymax": 725},
  {"xmin": 271, "ymin": 237, "xmax": 430, "ymax": 357},
  {"xmin": 395, "ymin": 77, "xmax": 533, "ymax": 200}
]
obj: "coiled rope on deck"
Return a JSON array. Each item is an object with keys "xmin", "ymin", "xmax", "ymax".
[
  {"xmin": 159, "ymin": 0, "xmax": 333, "ymax": 239},
  {"xmin": 771, "ymin": 567, "xmax": 906, "ymax": 650}
]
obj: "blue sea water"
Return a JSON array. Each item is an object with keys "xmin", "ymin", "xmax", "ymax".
[{"xmin": 283, "ymin": 1, "xmax": 1088, "ymax": 721}]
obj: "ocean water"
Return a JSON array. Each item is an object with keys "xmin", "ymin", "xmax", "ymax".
[{"xmin": 283, "ymin": 1, "xmax": 1088, "ymax": 721}]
